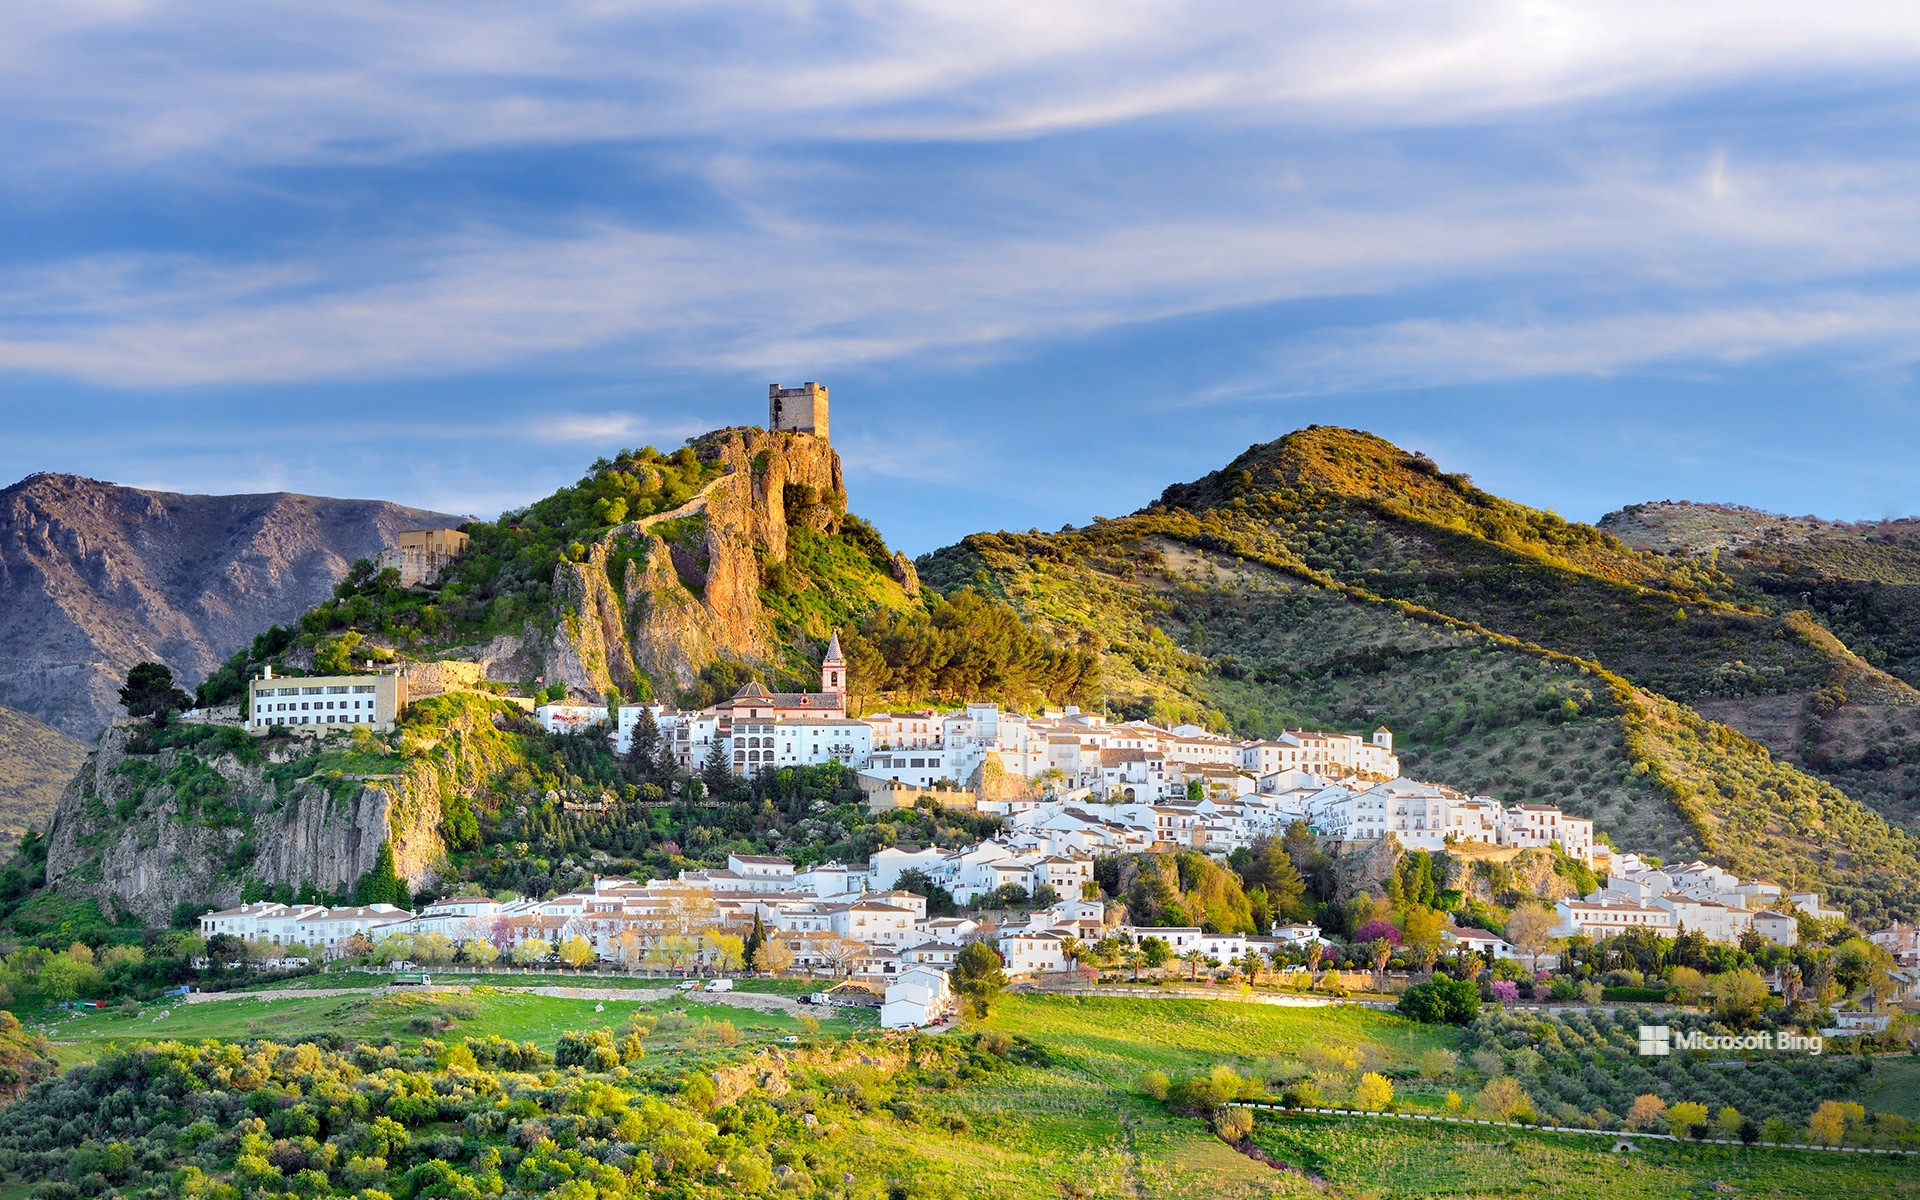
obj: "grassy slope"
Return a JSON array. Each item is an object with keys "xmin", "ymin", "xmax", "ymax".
[
  {"xmin": 1251, "ymin": 1116, "xmax": 1919, "ymax": 1199},
  {"xmin": 26, "ymin": 987, "xmax": 1911, "ymax": 1198},
  {"xmin": 921, "ymin": 429, "xmax": 1920, "ymax": 921},
  {"xmin": 1603, "ymin": 500, "xmax": 1920, "ymax": 823},
  {"xmin": 0, "ymin": 706, "xmax": 87, "ymax": 840},
  {"xmin": 40, "ymin": 986, "xmax": 843, "ymax": 1068}
]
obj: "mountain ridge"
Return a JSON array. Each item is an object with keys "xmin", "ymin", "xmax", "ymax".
[
  {"xmin": 0, "ymin": 471, "xmax": 470, "ymax": 738},
  {"xmin": 916, "ymin": 425, "xmax": 1920, "ymax": 921}
]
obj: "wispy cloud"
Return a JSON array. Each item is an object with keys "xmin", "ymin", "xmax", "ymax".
[
  {"xmin": 7, "ymin": 2, "xmax": 1920, "ymax": 538},
  {"xmin": 1215, "ymin": 293, "xmax": 1920, "ymax": 400},
  {"xmin": 9, "ymin": 3, "xmax": 1920, "ymax": 169},
  {"xmin": 6, "ymin": 140, "xmax": 1920, "ymax": 389}
]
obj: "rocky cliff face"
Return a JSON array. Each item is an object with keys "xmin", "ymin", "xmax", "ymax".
[
  {"xmin": 0, "ymin": 472, "xmax": 468, "ymax": 740},
  {"xmin": 39, "ymin": 706, "xmax": 483, "ymax": 924},
  {"xmin": 466, "ymin": 427, "xmax": 848, "ymax": 700}
]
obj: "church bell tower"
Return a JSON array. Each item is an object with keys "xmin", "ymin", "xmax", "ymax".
[{"xmin": 821, "ymin": 629, "xmax": 846, "ymax": 695}]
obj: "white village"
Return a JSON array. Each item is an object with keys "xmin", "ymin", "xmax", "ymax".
[{"xmin": 200, "ymin": 631, "xmax": 1873, "ymax": 1034}]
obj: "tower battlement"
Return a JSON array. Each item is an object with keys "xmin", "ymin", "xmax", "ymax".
[{"xmin": 769, "ymin": 381, "xmax": 829, "ymax": 441}]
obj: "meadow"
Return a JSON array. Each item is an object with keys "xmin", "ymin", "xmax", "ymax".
[
  {"xmin": 1250, "ymin": 1114, "xmax": 1920, "ymax": 1198},
  {"xmin": 17, "ymin": 988, "xmax": 1918, "ymax": 1198},
  {"xmin": 38, "ymin": 986, "xmax": 859, "ymax": 1070}
]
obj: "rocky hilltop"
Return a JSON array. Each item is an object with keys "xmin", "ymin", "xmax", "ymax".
[
  {"xmin": 286, "ymin": 424, "xmax": 919, "ymax": 706},
  {"xmin": 537, "ymin": 425, "xmax": 859, "ymax": 698},
  {"xmin": 38, "ymin": 425, "xmax": 930, "ymax": 924},
  {"xmin": 0, "ymin": 472, "xmax": 467, "ymax": 740}
]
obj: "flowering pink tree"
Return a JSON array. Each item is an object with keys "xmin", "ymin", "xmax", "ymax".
[
  {"xmin": 1490, "ymin": 980, "xmax": 1520, "ymax": 1004},
  {"xmin": 1353, "ymin": 920, "xmax": 1402, "ymax": 946}
]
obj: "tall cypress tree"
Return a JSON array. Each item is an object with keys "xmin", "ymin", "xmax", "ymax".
[
  {"xmin": 353, "ymin": 840, "xmax": 402, "ymax": 907},
  {"xmin": 700, "ymin": 739, "xmax": 732, "ymax": 801},
  {"xmin": 628, "ymin": 707, "xmax": 661, "ymax": 777},
  {"xmin": 745, "ymin": 912, "xmax": 768, "ymax": 972}
]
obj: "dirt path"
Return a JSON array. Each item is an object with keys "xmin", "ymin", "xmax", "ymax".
[{"xmin": 179, "ymin": 982, "xmax": 814, "ymax": 1017}]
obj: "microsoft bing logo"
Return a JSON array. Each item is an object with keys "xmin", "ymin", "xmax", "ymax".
[{"xmin": 1637, "ymin": 1024, "xmax": 1823, "ymax": 1056}]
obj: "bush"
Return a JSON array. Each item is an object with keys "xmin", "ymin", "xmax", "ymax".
[
  {"xmin": 1398, "ymin": 974, "xmax": 1482, "ymax": 1024},
  {"xmin": 555, "ymin": 1028, "xmax": 620, "ymax": 1071},
  {"xmin": 1140, "ymin": 1071, "xmax": 1170, "ymax": 1100},
  {"xmin": 1214, "ymin": 1107, "xmax": 1254, "ymax": 1142}
]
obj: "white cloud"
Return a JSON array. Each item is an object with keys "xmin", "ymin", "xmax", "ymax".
[
  {"xmin": 5, "ymin": 2, "xmax": 1920, "ymax": 396},
  {"xmin": 4, "ymin": 138, "xmax": 1920, "ymax": 390},
  {"xmin": 1215, "ymin": 293, "xmax": 1920, "ymax": 400},
  {"xmin": 6, "ymin": 2, "xmax": 1920, "ymax": 172}
]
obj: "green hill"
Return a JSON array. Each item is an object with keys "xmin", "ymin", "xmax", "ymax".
[
  {"xmin": 918, "ymin": 427, "xmax": 1920, "ymax": 921},
  {"xmin": 1602, "ymin": 501, "xmax": 1920, "ymax": 822},
  {"xmin": 28, "ymin": 425, "xmax": 1094, "ymax": 925}
]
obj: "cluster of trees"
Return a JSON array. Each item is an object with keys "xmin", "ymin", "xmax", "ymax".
[
  {"xmin": 0, "ymin": 932, "xmax": 219, "ymax": 1009},
  {"xmin": 1097, "ymin": 850, "xmax": 1268, "ymax": 935},
  {"xmin": 1456, "ymin": 1007, "xmax": 1920, "ymax": 1145},
  {"xmin": 301, "ymin": 444, "xmax": 720, "ymax": 653},
  {"xmin": 840, "ymin": 588, "xmax": 1100, "ymax": 712},
  {"xmin": 0, "ymin": 1021, "xmax": 1027, "ymax": 1199}
]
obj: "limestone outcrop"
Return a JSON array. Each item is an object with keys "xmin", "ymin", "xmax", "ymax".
[
  {"xmin": 539, "ymin": 427, "xmax": 847, "ymax": 700},
  {"xmin": 42, "ymin": 715, "xmax": 464, "ymax": 924}
]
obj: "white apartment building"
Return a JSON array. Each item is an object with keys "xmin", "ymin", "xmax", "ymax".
[
  {"xmin": 1501, "ymin": 804, "xmax": 1596, "ymax": 862},
  {"xmin": 248, "ymin": 668, "xmax": 405, "ymax": 733},
  {"xmin": 998, "ymin": 929, "xmax": 1069, "ymax": 975},
  {"xmin": 729, "ymin": 853, "xmax": 796, "ymax": 887},
  {"xmin": 1652, "ymin": 894, "xmax": 1756, "ymax": 943},
  {"xmin": 864, "ymin": 711, "xmax": 943, "ymax": 750},
  {"xmin": 881, "ymin": 965, "xmax": 955, "ymax": 1030},
  {"xmin": 200, "ymin": 901, "xmax": 413, "ymax": 951},
  {"xmin": 1553, "ymin": 898, "xmax": 1677, "ymax": 938},
  {"xmin": 861, "ymin": 741, "xmax": 989, "ymax": 789}
]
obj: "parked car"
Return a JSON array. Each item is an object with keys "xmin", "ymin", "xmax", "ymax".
[{"xmin": 676, "ymin": 980, "xmax": 700, "ymax": 991}]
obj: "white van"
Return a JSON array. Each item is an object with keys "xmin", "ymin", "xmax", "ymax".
[{"xmin": 705, "ymin": 978, "xmax": 734, "ymax": 993}]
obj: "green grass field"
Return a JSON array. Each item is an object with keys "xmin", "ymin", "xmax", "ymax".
[
  {"xmin": 38, "ymin": 986, "xmax": 856, "ymax": 1069},
  {"xmin": 1251, "ymin": 1114, "xmax": 1920, "ymax": 1198},
  {"xmin": 23, "ymin": 987, "xmax": 1913, "ymax": 1198},
  {"xmin": 1856, "ymin": 1057, "xmax": 1920, "ymax": 1119},
  {"xmin": 765, "ymin": 994, "xmax": 1457, "ymax": 1200}
]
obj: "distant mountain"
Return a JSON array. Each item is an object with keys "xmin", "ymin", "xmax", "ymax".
[
  {"xmin": 1600, "ymin": 500, "xmax": 1920, "ymax": 824},
  {"xmin": 0, "ymin": 471, "xmax": 467, "ymax": 741},
  {"xmin": 920, "ymin": 427, "xmax": 1920, "ymax": 922},
  {"xmin": 0, "ymin": 706, "xmax": 87, "ymax": 840}
]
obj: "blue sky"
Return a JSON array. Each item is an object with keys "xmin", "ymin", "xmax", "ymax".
[{"xmin": 4, "ymin": 3, "xmax": 1920, "ymax": 554}]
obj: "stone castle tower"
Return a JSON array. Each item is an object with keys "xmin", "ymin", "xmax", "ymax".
[{"xmin": 769, "ymin": 381, "xmax": 829, "ymax": 441}]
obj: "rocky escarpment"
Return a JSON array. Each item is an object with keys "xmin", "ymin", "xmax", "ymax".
[
  {"xmin": 471, "ymin": 426, "xmax": 851, "ymax": 701},
  {"xmin": 35, "ymin": 695, "xmax": 548, "ymax": 924}
]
